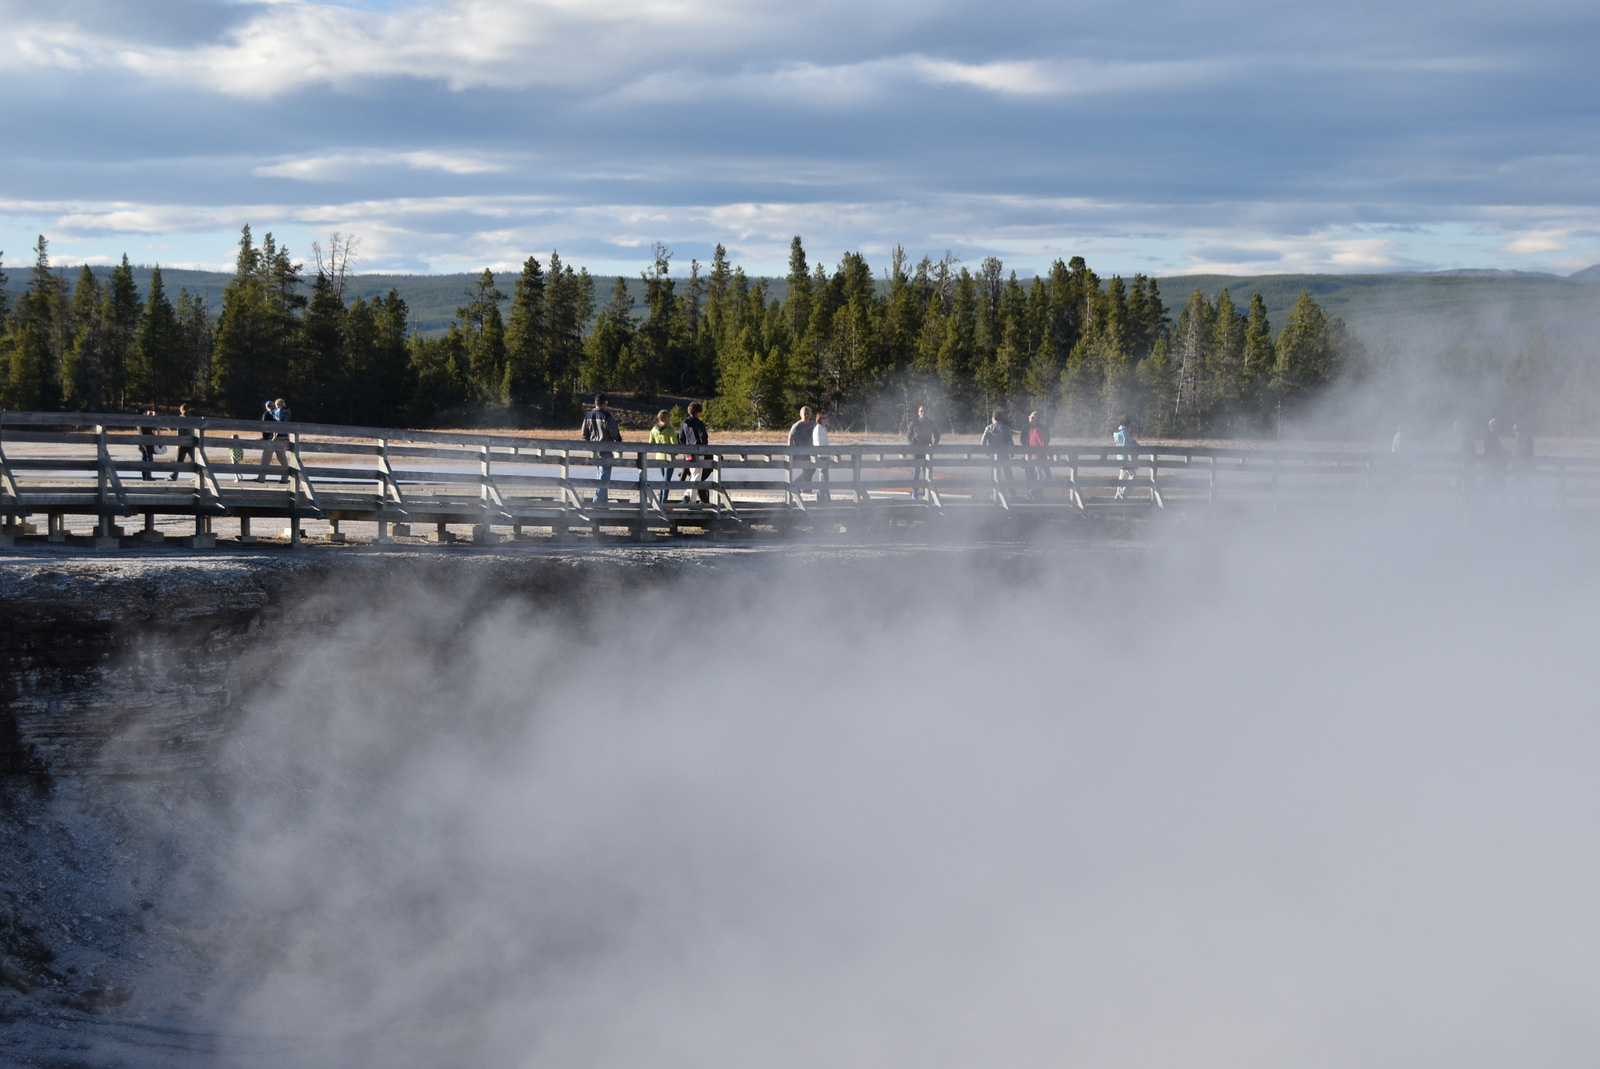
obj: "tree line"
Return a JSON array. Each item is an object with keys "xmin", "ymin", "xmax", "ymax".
[{"xmin": 0, "ymin": 228, "xmax": 1366, "ymax": 436}]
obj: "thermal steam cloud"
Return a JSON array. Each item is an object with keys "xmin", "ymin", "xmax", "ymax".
[{"xmin": 139, "ymin": 523, "xmax": 1600, "ymax": 1069}]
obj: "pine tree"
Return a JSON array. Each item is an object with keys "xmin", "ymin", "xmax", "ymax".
[
  {"xmin": 4, "ymin": 237, "xmax": 66, "ymax": 410},
  {"xmin": 784, "ymin": 236, "xmax": 813, "ymax": 344},
  {"xmin": 409, "ymin": 325, "xmax": 471, "ymax": 422},
  {"xmin": 211, "ymin": 227, "xmax": 269, "ymax": 415},
  {"xmin": 936, "ymin": 269, "xmax": 979, "ymax": 424},
  {"xmin": 293, "ymin": 269, "xmax": 347, "ymax": 420},
  {"xmin": 636, "ymin": 243, "xmax": 688, "ymax": 395},
  {"xmin": 582, "ymin": 275, "xmax": 636, "ymax": 393},
  {"xmin": 544, "ymin": 253, "xmax": 592, "ymax": 419},
  {"xmin": 174, "ymin": 288, "xmax": 214, "ymax": 406},
  {"xmin": 503, "ymin": 255, "xmax": 547, "ymax": 412},
  {"xmin": 372, "ymin": 290, "xmax": 414, "ymax": 424},
  {"xmin": 62, "ymin": 267, "xmax": 104, "ymax": 410},
  {"xmin": 102, "ymin": 254, "xmax": 141, "ymax": 410},
  {"xmin": 1239, "ymin": 293, "xmax": 1274, "ymax": 423},
  {"xmin": 1270, "ymin": 290, "xmax": 1334, "ymax": 414},
  {"xmin": 135, "ymin": 266, "xmax": 181, "ymax": 407},
  {"xmin": 454, "ymin": 269, "xmax": 506, "ymax": 403},
  {"xmin": 1203, "ymin": 287, "xmax": 1246, "ymax": 427},
  {"xmin": 341, "ymin": 296, "xmax": 380, "ymax": 425}
]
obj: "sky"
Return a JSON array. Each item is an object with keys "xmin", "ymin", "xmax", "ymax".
[{"xmin": 1, "ymin": 0, "xmax": 1598, "ymax": 279}]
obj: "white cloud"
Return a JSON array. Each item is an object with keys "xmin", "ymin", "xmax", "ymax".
[
  {"xmin": 910, "ymin": 56, "xmax": 1223, "ymax": 97},
  {"xmin": 100, "ymin": 0, "xmax": 769, "ymax": 97},
  {"xmin": 1495, "ymin": 228, "xmax": 1571, "ymax": 257},
  {"xmin": 0, "ymin": 0, "xmax": 1231, "ymax": 102},
  {"xmin": 253, "ymin": 151, "xmax": 509, "ymax": 180},
  {"xmin": 1178, "ymin": 233, "xmax": 1414, "ymax": 274}
]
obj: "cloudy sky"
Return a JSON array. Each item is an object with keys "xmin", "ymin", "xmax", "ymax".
[{"xmin": 1, "ymin": 0, "xmax": 1597, "ymax": 278}]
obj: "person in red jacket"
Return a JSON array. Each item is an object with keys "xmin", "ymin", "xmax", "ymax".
[{"xmin": 1026, "ymin": 410, "xmax": 1050, "ymax": 498}]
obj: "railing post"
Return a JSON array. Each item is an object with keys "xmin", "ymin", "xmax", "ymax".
[
  {"xmin": 477, "ymin": 443, "xmax": 495, "ymax": 544},
  {"xmin": 636, "ymin": 446, "xmax": 649, "ymax": 541},
  {"xmin": 853, "ymin": 447, "xmax": 865, "ymax": 527}
]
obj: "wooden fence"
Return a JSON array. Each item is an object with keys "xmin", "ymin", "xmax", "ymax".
[{"xmin": 1, "ymin": 411, "xmax": 1594, "ymax": 547}]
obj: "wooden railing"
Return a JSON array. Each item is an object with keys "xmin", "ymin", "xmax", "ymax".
[{"xmin": 1, "ymin": 411, "xmax": 1594, "ymax": 546}]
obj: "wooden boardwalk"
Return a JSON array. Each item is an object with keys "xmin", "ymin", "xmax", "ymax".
[{"xmin": 1, "ymin": 412, "xmax": 1594, "ymax": 547}]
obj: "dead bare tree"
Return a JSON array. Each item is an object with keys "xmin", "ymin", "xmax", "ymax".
[{"xmin": 312, "ymin": 232, "xmax": 362, "ymax": 300}]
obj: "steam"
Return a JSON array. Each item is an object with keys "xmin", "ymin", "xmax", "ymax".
[{"xmin": 124, "ymin": 518, "xmax": 1600, "ymax": 1068}]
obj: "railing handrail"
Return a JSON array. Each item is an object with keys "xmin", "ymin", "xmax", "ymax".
[{"xmin": 0, "ymin": 411, "xmax": 1575, "ymax": 466}]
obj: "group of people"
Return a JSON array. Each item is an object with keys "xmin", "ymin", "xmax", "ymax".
[
  {"xmin": 975, "ymin": 408, "xmax": 1068, "ymax": 499},
  {"xmin": 582, "ymin": 394, "xmax": 711, "ymax": 506},
  {"xmin": 134, "ymin": 398, "xmax": 295, "ymax": 484},
  {"xmin": 578, "ymin": 397, "xmax": 1153, "ymax": 507},
  {"xmin": 1393, "ymin": 417, "xmax": 1535, "ymax": 491},
  {"xmin": 785, "ymin": 407, "xmax": 835, "ymax": 500}
]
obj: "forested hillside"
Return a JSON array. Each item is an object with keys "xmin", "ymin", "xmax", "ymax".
[{"xmin": 4, "ymin": 229, "xmax": 1595, "ymax": 437}]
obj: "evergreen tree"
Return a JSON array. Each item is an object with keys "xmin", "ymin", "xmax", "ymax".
[
  {"xmin": 62, "ymin": 267, "xmax": 104, "ymax": 410},
  {"xmin": 936, "ymin": 269, "xmax": 979, "ymax": 423},
  {"xmin": 545, "ymin": 252, "xmax": 593, "ymax": 419},
  {"xmin": 371, "ymin": 289, "xmax": 414, "ymax": 424},
  {"xmin": 409, "ymin": 325, "xmax": 470, "ymax": 422},
  {"xmin": 1240, "ymin": 293, "xmax": 1275, "ymax": 421},
  {"xmin": 582, "ymin": 275, "xmax": 637, "ymax": 393},
  {"xmin": 211, "ymin": 226, "xmax": 269, "ymax": 415},
  {"xmin": 341, "ymin": 296, "xmax": 380, "ymax": 425},
  {"xmin": 4, "ymin": 237, "xmax": 65, "ymax": 410},
  {"xmin": 1203, "ymin": 287, "xmax": 1246, "ymax": 427},
  {"xmin": 2, "ymin": 324, "xmax": 51, "ymax": 411},
  {"xmin": 456, "ymin": 269, "xmax": 506, "ymax": 403},
  {"xmin": 211, "ymin": 227, "xmax": 303, "ymax": 415},
  {"xmin": 174, "ymin": 288, "xmax": 215, "ymax": 406},
  {"xmin": 1271, "ymin": 290, "xmax": 1337, "ymax": 414},
  {"xmin": 503, "ymin": 255, "xmax": 547, "ymax": 411},
  {"xmin": 784, "ymin": 236, "xmax": 814, "ymax": 344},
  {"xmin": 134, "ymin": 266, "xmax": 181, "ymax": 407},
  {"xmin": 293, "ymin": 269, "xmax": 348, "ymax": 420},
  {"xmin": 636, "ymin": 243, "xmax": 690, "ymax": 395},
  {"xmin": 102, "ymin": 254, "xmax": 141, "ymax": 410}
]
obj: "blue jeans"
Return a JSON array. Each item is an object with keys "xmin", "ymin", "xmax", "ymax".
[{"xmin": 594, "ymin": 464, "xmax": 612, "ymax": 505}]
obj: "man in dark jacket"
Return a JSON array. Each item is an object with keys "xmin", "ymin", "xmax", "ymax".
[
  {"xmin": 980, "ymin": 409, "xmax": 1014, "ymax": 488},
  {"xmin": 580, "ymin": 394, "xmax": 623, "ymax": 505},
  {"xmin": 677, "ymin": 401, "xmax": 712, "ymax": 504},
  {"xmin": 906, "ymin": 404, "xmax": 940, "ymax": 499},
  {"xmin": 787, "ymin": 406, "xmax": 816, "ymax": 489}
]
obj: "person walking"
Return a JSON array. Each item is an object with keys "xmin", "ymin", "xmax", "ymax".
[
  {"xmin": 1112, "ymin": 414, "xmax": 1137, "ymax": 499},
  {"xmin": 170, "ymin": 403, "xmax": 195, "ymax": 481},
  {"xmin": 1482, "ymin": 417, "xmax": 1507, "ymax": 485},
  {"xmin": 812, "ymin": 411, "xmax": 832, "ymax": 503},
  {"xmin": 581, "ymin": 393, "xmax": 623, "ymax": 505},
  {"xmin": 678, "ymin": 401, "xmax": 712, "ymax": 505},
  {"xmin": 788, "ymin": 406, "xmax": 817, "ymax": 491},
  {"xmin": 906, "ymin": 404, "xmax": 940, "ymax": 499},
  {"xmin": 1026, "ymin": 410, "xmax": 1050, "ymax": 498},
  {"xmin": 137, "ymin": 410, "xmax": 159, "ymax": 481},
  {"xmin": 647, "ymin": 409, "xmax": 677, "ymax": 504},
  {"xmin": 980, "ymin": 410, "xmax": 1014, "ymax": 492},
  {"xmin": 257, "ymin": 398, "xmax": 291, "ymax": 483}
]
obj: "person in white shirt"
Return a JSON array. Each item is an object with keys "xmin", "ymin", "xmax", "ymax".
[{"xmin": 812, "ymin": 411, "xmax": 832, "ymax": 503}]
